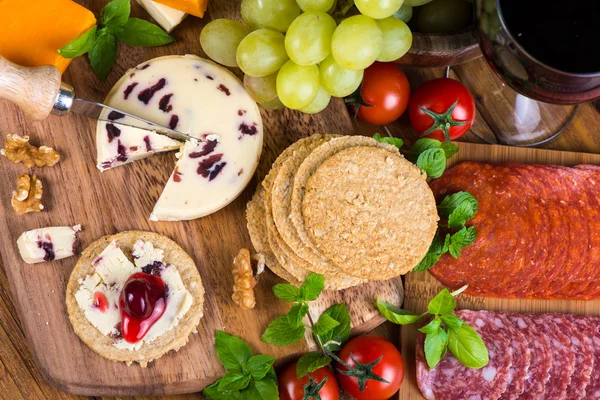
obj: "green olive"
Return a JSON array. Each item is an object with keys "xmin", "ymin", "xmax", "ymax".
[{"xmin": 417, "ymin": 0, "xmax": 472, "ymax": 34}]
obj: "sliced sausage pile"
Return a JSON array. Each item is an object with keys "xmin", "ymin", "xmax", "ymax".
[
  {"xmin": 416, "ymin": 310, "xmax": 600, "ymax": 400},
  {"xmin": 429, "ymin": 162, "xmax": 600, "ymax": 299}
]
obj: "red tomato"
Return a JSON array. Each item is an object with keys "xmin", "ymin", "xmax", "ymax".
[
  {"xmin": 336, "ymin": 335, "xmax": 404, "ymax": 400},
  {"xmin": 278, "ymin": 360, "xmax": 339, "ymax": 400},
  {"xmin": 408, "ymin": 78, "xmax": 475, "ymax": 141},
  {"xmin": 355, "ymin": 62, "xmax": 410, "ymax": 125}
]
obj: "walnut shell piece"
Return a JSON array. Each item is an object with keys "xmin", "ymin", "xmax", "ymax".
[
  {"xmin": 1, "ymin": 134, "xmax": 60, "ymax": 168},
  {"xmin": 232, "ymin": 248, "xmax": 265, "ymax": 310},
  {"xmin": 12, "ymin": 174, "xmax": 44, "ymax": 215}
]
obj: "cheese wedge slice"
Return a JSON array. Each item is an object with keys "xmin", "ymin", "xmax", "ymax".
[
  {"xmin": 136, "ymin": 0, "xmax": 187, "ymax": 33},
  {"xmin": 17, "ymin": 225, "xmax": 81, "ymax": 264}
]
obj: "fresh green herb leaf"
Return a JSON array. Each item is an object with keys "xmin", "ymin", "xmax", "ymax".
[
  {"xmin": 246, "ymin": 354, "xmax": 277, "ymax": 380},
  {"xmin": 448, "ymin": 226, "xmax": 477, "ymax": 258},
  {"xmin": 424, "ymin": 327, "xmax": 448, "ymax": 368},
  {"xmin": 447, "ymin": 322, "xmax": 489, "ymax": 369},
  {"xmin": 416, "ymin": 148, "xmax": 447, "ymax": 179},
  {"xmin": 202, "ymin": 382, "xmax": 241, "ymax": 400},
  {"xmin": 418, "ymin": 317, "xmax": 441, "ymax": 334},
  {"xmin": 58, "ymin": 26, "xmax": 97, "ymax": 58},
  {"xmin": 88, "ymin": 29, "xmax": 118, "ymax": 82},
  {"xmin": 318, "ymin": 304, "xmax": 351, "ymax": 352},
  {"xmin": 265, "ymin": 366, "xmax": 277, "ymax": 382},
  {"xmin": 101, "ymin": 0, "xmax": 131, "ymax": 28},
  {"xmin": 442, "ymin": 233, "xmax": 451, "ymax": 253},
  {"xmin": 441, "ymin": 314, "xmax": 464, "ymax": 330},
  {"xmin": 428, "ymin": 289, "xmax": 456, "ymax": 315},
  {"xmin": 218, "ymin": 371, "xmax": 251, "ymax": 392},
  {"xmin": 373, "ymin": 133, "xmax": 404, "ymax": 149},
  {"xmin": 440, "ymin": 141, "xmax": 459, "ymax": 159},
  {"xmin": 115, "ymin": 18, "xmax": 174, "ymax": 47},
  {"xmin": 438, "ymin": 192, "xmax": 479, "ymax": 225},
  {"xmin": 408, "ymin": 138, "xmax": 442, "ymax": 162},
  {"xmin": 298, "ymin": 273, "xmax": 325, "ymax": 302},
  {"xmin": 296, "ymin": 352, "xmax": 332, "ymax": 378},
  {"xmin": 273, "ymin": 283, "xmax": 300, "ymax": 303},
  {"xmin": 312, "ymin": 314, "xmax": 340, "ymax": 336},
  {"xmin": 287, "ymin": 303, "xmax": 309, "ymax": 328},
  {"xmin": 242, "ymin": 379, "xmax": 279, "ymax": 400},
  {"xmin": 262, "ymin": 315, "xmax": 305, "ymax": 346},
  {"xmin": 414, "ymin": 251, "xmax": 442, "ymax": 272},
  {"xmin": 377, "ymin": 298, "xmax": 424, "ymax": 325},
  {"xmin": 215, "ymin": 330, "xmax": 253, "ymax": 371}
]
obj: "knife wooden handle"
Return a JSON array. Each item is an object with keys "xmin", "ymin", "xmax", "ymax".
[{"xmin": 0, "ymin": 55, "xmax": 62, "ymax": 120}]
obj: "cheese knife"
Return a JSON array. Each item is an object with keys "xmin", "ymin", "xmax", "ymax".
[{"xmin": 0, "ymin": 55, "xmax": 194, "ymax": 142}]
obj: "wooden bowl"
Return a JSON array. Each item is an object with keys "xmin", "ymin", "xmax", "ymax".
[{"xmin": 395, "ymin": 27, "xmax": 482, "ymax": 68}]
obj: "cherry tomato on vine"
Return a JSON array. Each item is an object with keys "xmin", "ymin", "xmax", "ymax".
[
  {"xmin": 279, "ymin": 360, "xmax": 339, "ymax": 400},
  {"xmin": 347, "ymin": 62, "xmax": 410, "ymax": 125},
  {"xmin": 335, "ymin": 335, "xmax": 404, "ymax": 400},
  {"xmin": 408, "ymin": 77, "xmax": 475, "ymax": 141}
]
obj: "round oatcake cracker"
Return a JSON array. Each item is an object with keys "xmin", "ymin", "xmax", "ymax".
[
  {"xmin": 66, "ymin": 231, "xmax": 204, "ymax": 367},
  {"xmin": 303, "ymin": 146, "xmax": 438, "ymax": 280}
]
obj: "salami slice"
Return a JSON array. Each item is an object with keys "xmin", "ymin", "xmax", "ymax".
[
  {"xmin": 416, "ymin": 310, "xmax": 512, "ymax": 400},
  {"xmin": 562, "ymin": 315, "xmax": 595, "ymax": 399},
  {"xmin": 505, "ymin": 313, "xmax": 552, "ymax": 400},
  {"xmin": 529, "ymin": 314, "xmax": 575, "ymax": 399},
  {"xmin": 496, "ymin": 313, "xmax": 530, "ymax": 400}
]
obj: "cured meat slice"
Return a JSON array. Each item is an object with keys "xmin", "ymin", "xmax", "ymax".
[
  {"xmin": 529, "ymin": 314, "xmax": 575, "ymax": 399},
  {"xmin": 505, "ymin": 313, "xmax": 552, "ymax": 400},
  {"xmin": 496, "ymin": 313, "xmax": 531, "ymax": 400},
  {"xmin": 416, "ymin": 310, "xmax": 512, "ymax": 400},
  {"xmin": 562, "ymin": 314, "xmax": 595, "ymax": 399}
]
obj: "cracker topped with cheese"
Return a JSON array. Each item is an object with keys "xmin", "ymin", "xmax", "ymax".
[{"xmin": 66, "ymin": 231, "xmax": 204, "ymax": 367}]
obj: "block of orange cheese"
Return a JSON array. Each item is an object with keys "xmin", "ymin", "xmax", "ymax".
[
  {"xmin": 0, "ymin": 0, "xmax": 96, "ymax": 74},
  {"xmin": 153, "ymin": 0, "xmax": 207, "ymax": 18}
]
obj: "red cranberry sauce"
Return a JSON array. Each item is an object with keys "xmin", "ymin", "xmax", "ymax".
[
  {"xmin": 119, "ymin": 272, "xmax": 166, "ymax": 343},
  {"xmin": 93, "ymin": 292, "xmax": 109, "ymax": 313}
]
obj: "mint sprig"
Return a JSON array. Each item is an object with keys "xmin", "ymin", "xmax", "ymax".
[
  {"xmin": 203, "ymin": 330, "xmax": 277, "ymax": 400},
  {"xmin": 58, "ymin": 0, "xmax": 174, "ymax": 81},
  {"xmin": 377, "ymin": 288, "xmax": 488, "ymax": 369}
]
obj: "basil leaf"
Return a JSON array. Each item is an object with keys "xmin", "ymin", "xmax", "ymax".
[
  {"xmin": 89, "ymin": 29, "xmax": 118, "ymax": 81},
  {"xmin": 242, "ymin": 379, "xmax": 279, "ymax": 400},
  {"xmin": 261, "ymin": 315, "xmax": 305, "ymax": 346},
  {"xmin": 413, "ymin": 252, "xmax": 441, "ymax": 272},
  {"xmin": 215, "ymin": 330, "xmax": 253, "ymax": 371},
  {"xmin": 416, "ymin": 148, "xmax": 447, "ymax": 179},
  {"xmin": 296, "ymin": 352, "xmax": 332, "ymax": 378},
  {"xmin": 318, "ymin": 304, "xmax": 351, "ymax": 352},
  {"xmin": 298, "ymin": 273, "xmax": 325, "ymax": 302},
  {"xmin": 273, "ymin": 283, "xmax": 300, "ymax": 303},
  {"xmin": 442, "ymin": 233, "xmax": 451, "ymax": 254},
  {"xmin": 438, "ymin": 192, "xmax": 479, "ymax": 222},
  {"xmin": 428, "ymin": 289, "xmax": 456, "ymax": 315},
  {"xmin": 218, "ymin": 371, "xmax": 251, "ymax": 392},
  {"xmin": 115, "ymin": 18, "xmax": 174, "ymax": 47},
  {"xmin": 447, "ymin": 323, "xmax": 489, "ymax": 369},
  {"xmin": 418, "ymin": 317, "xmax": 441, "ymax": 334},
  {"xmin": 58, "ymin": 26, "xmax": 97, "ymax": 58},
  {"xmin": 424, "ymin": 328, "xmax": 448, "ymax": 369},
  {"xmin": 377, "ymin": 298, "xmax": 423, "ymax": 325},
  {"xmin": 264, "ymin": 366, "xmax": 277, "ymax": 382},
  {"xmin": 441, "ymin": 314, "xmax": 464, "ymax": 330},
  {"xmin": 448, "ymin": 226, "xmax": 477, "ymax": 259},
  {"xmin": 408, "ymin": 138, "xmax": 442, "ymax": 162},
  {"xmin": 246, "ymin": 354, "xmax": 277, "ymax": 380},
  {"xmin": 373, "ymin": 132, "xmax": 404, "ymax": 149},
  {"xmin": 312, "ymin": 314, "xmax": 340, "ymax": 336},
  {"xmin": 440, "ymin": 141, "xmax": 459, "ymax": 159},
  {"xmin": 287, "ymin": 303, "xmax": 309, "ymax": 328},
  {"xmin": 101, "ymin": 0, "xmax": 130, "ymax": 28},
  {"xmin": 202, "ymin": 381, "xmax": 241, "ymax": 400}
]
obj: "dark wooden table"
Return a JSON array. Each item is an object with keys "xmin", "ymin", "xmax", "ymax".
[{"xmin": 1, "ymin": 55, "xmax": 599, "ymax": 400}]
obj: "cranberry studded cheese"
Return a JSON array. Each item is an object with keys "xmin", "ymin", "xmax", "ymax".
[
  {"xmin": 96, "ymin": 55, "xmax": 263, "ymax": 221},
  {"xmin": 17, "ymin": 225, "xmax": 81, "ymax": 264}
]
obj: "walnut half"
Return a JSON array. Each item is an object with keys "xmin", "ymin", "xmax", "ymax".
[
  {"xmin": 12, "ymin": 174, "xmax": 44, "ymax": 215},
  {"xmin": 232, "ymin": 248, "xmax": 265, "ymax": 310},
  {"xmin": 1, "ymin": 134, "xmax": 60, "ymax": 168}
]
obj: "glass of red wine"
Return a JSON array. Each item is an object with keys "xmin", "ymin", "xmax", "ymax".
[{"xmin": 460, "ymin": 0, "xmax": 600, "ymax": 146}]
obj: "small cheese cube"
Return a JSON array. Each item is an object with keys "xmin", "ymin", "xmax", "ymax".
[{"xmin": 153, "ymin": 0, "xmax": 208, "ymax": 17}]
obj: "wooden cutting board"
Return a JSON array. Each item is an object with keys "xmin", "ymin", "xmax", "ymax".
[
  {"xmin": 0, "ymin": 0, "xmax": 404, "ymax": 396},
  {"xmin": 399, "ymin": 142, "xmax": 600, "ymax": 400}
]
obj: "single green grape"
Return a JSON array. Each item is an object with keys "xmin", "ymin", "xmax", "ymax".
[
  {"xmin": 285, "ymin": 12, "xmax": 337, "ymax": 66},
  {"xmin": 244, "ymin": 73, "xmax": 285, "ymax": 109},
  {"xmin": 236, "ymin": 29, "xmax": 289, "ymax": 77},
  {"xmin": 200, "ymin": 19, "xmax": 251, "ymax": 67},
  {"xmin": 331, "ymin": 15, "xmax": 382, "ymax": 70},
  {"xmin": 354, "ymin": 0, "xmax": 404, "ymax": 19},
  {"xmin": 300, "ymin": 86, "xmax": 331, "ymax": 114},
  {"xmin": 276, "ymin": 60, "xmax": 320, "ymax": 109},
  {"xmin": 319, "ymin": 54, "xmax": 363, "ymax": 97},
  {"xmin": 241, "ymin": 0, "xmax": 301, "ymax": 32},
  {"xmin": 393, "ymin": 4, "xmax": 413, "ymax": 23},
  {"xmin": 261, "ymin": 97, "xmax": 285, "ymax": 110},
  {"xmin": 376, "ymin": 17, "xmax": 412, "ymax": 62},
  {"xmin": 297, "ymin": 0, "xmax": 335, "ymax": 12}
]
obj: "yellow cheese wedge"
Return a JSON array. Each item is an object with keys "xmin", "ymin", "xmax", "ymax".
[
  {"xmin": 0, "ymin": 0, "xmax": 96, "ymax": 74},
  {"xmin": 153, "ymin": 0, "xmax": 208, "ymax": 18}
]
